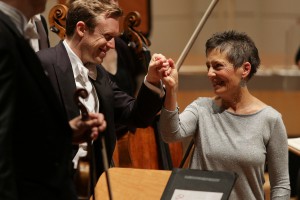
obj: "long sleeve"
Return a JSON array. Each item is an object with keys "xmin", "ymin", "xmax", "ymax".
[
  {"xmin": 159, "ymin": 104, "xmax": 198, "ymax": 143},
  {"xmin": 0, "ymin": 26, "xmax": 18, "ymax": 200},
  {"xmin": 267, "ymin": 116, "xmax": 291, "ymax": 199}
]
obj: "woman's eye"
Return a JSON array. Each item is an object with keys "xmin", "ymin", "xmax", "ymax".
[{"xmin": 214, "ymin": 64, "xmax": 222, "ymax": 69}]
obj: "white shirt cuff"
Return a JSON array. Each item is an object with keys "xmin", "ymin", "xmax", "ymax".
[{"xmin": 144, "ymin": 75, "xmax": 165, "ymax": 98}]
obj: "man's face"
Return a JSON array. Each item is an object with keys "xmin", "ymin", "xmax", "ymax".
[{"xmin": 80, "ymin": 15, "xmax": 119, "ymax": 65}]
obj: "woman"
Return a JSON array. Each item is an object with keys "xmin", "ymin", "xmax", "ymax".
[{"xmin": 159, "ymin": 30, "xmax": 290, "ymax": 199}]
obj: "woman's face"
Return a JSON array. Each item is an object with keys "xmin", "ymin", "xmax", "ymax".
[{"xmin": 206, "ymin": 49, "xmax": 243, "ymax": 99}]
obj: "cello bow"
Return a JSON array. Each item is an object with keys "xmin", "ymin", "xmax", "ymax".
[
  {"xmin": 176, "ymin": 0, "xmax": 219, "ymax": 168},
  {"xmin": 176, "ymin": 0, "xmax": 219, "ymax": 70}
]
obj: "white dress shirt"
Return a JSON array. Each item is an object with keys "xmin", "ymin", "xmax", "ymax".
[{"xmin": 63, "ymin": 40, "xmax": 99, "ymax": 169}]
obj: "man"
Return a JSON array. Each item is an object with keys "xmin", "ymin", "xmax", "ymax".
[
  {"xmin": 37, "ymin": 0, "xmax": 171, "ymax": 179},
  {"xmin": 0, "ymin": 0, "xmax": 106, "ymax": 199}
]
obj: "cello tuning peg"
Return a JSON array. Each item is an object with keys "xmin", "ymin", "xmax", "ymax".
[
  {"xmin": 50, "ymin": 26, "xmax": 59, "ymax": 34},
  {"xmin": 128, "ymin": 41, "xmax": 136, "ymax": 49}
]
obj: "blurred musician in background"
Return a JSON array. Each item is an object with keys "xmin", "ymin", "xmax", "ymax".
[{"xmin": 101, "ymin": 0, "xmax": 149, "ymax": 151}]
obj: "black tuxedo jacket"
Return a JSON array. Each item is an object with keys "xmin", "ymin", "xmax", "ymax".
[
  {"xmin": 0, "ymin": 11, "xmax": 76, "ymax": 200},
  {"xmin": 37, "ymin": 41, "xmax": 163, "ymax": 178}
]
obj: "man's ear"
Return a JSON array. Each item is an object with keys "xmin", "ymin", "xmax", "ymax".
[
  {"xmin": 76, "ymin": 21, "xmax": 86, "ymax": 37},
  {"xmin": 242, "ymin": 62, "xmax": 251, "ymax": 79}
]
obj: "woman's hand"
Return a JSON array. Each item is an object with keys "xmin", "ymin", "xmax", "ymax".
[
  {"xmin": 161, "ymin": 58, "xmax": 178, "ymax": 91},
  {"xmin": 146, "ymin": 53, "xmax": 171, "ymax": 86}
]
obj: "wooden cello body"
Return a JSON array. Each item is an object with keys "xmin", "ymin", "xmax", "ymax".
[{"xmin": 113, "ymin": 120, "xmax": 183, "ymax": 169}]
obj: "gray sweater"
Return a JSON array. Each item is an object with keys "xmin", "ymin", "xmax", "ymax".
[{"xmin": 159, "ymin": 97, "xmax": 290, "ymax": 200}]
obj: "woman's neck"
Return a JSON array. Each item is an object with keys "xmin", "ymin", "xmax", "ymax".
[{"xmin": 216, "ymin": 88, "xmax": 265, "ymax": 114}]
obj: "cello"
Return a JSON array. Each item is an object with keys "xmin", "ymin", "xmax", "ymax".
[
  {"xmin": 73, "ymin": 88, "xmax": 96, "ymax": 200},
  {"xmin": 73, "ymin": 89, "xmax": 113, "ymax": 200}
]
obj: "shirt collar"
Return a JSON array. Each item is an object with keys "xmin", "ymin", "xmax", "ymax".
[
  {"xmin": 25, "ymin": 17, "xmax": 39, "ymax": 40},
  {"xmin": 63, "ymin": 40, "xmax": 98, "ymax": 81},
  {"xmin": 85, "ymin": 63, "xmax": 97, "ymax": 81},
  {"xmin": 63, "ymin": 40, "xmax": 90, "ymax": 83}
]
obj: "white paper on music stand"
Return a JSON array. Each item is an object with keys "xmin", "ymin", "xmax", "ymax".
[
  {"xmin": 171, "ymin": 189, "xmax": 223, "ymax": 200},
  {"xmin": 288, "ymin": 138, "xmax": 300, "ymax": 151}
]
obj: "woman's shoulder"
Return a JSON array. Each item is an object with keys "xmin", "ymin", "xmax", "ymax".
[
  {"xmin": 259, "ymin": 106, "xmax": 282, "ymax": 118},
  {"xmin": 252, "ymin": 97, "xmax": 282, "ymax": 117},
  {"xmin": 193, "ymin": 97, "xmax": 214, "ymax": 105},
  {"xmin": 189, "ymin": 97, "xmax": 216, "ymax": 111}
]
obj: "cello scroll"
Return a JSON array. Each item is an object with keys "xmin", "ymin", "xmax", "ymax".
[
  {"xmin": 74, "ymin": 88, "xmax": 89, "ymax": 121},
  {"xmin": 121, "ymin": 11, "xmax": 151, "ymax": 70},
  {"xmin": 122, "ymin": 11, "xmax": 151, "ymax": 53},
  {"xmin": 48, "ymin": 4, "xmax": 68, "ymax": 39}
]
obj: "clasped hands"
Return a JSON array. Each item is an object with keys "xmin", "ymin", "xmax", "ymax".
[{"xmin": 146, "ymin": 53, "xmax": 178, "ymax": 91}]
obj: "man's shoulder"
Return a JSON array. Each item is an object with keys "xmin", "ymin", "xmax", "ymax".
[{"xmin": 36, "ymin": 42, "xmax": 65, "ymax": 61}]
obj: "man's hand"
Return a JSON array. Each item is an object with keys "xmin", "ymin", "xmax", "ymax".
[
  {"xmin": 69, "ymin": 112, "xmax": 107, "ymax": 144},
  {"xmin": 146, "ymin": 53, "xmax": 172, "ymax": 86}
]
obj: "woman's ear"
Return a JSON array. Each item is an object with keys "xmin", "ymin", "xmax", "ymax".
[{"xmin": 242, "ymin": 62, "xmax": 251, "ymax": 79}]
